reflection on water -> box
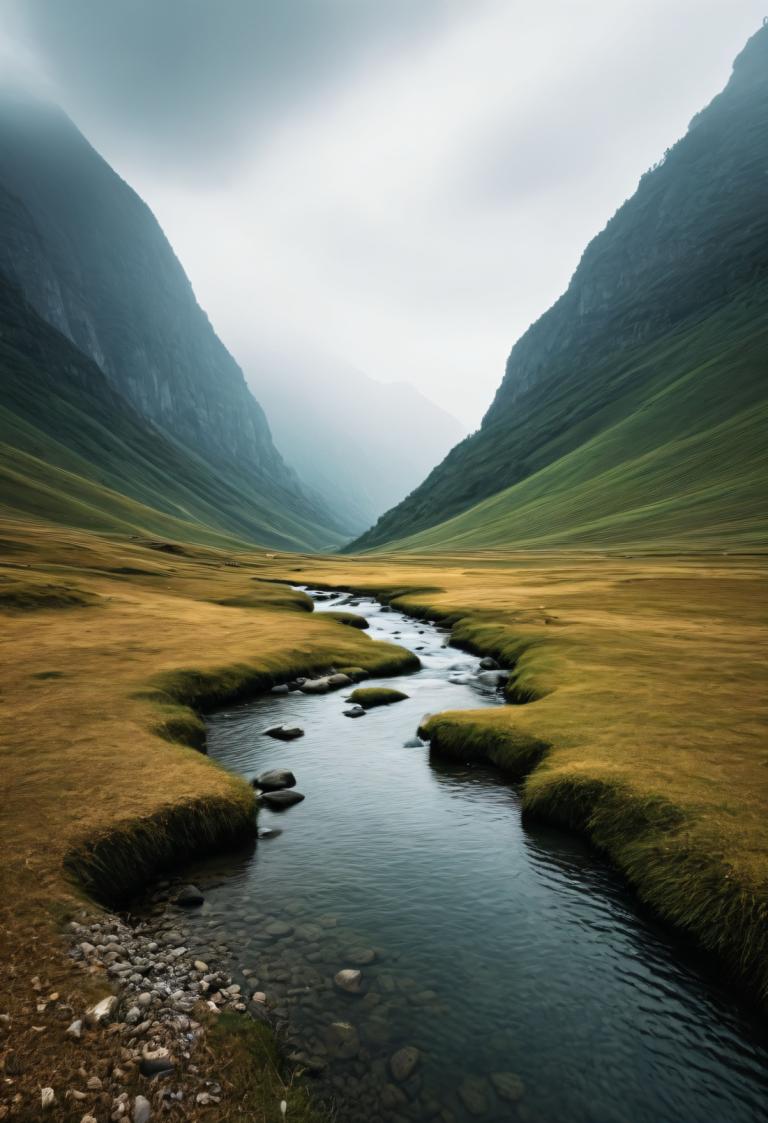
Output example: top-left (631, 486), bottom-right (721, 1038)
top-left (148, 591), bottom-right (768, 1123)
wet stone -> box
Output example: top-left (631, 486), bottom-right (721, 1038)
top-left (390, 1046), bottom-right (420, 1082)
top-left (458, 1076), bottom-right (491, 1116)
top-left (489, 1071), bottom-right (525, 1102)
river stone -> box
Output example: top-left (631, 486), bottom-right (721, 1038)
top-left (300, 677), bottom-right (332, 694)
top-left (174, 884), bottom-right (204, 907)
top-left (389, 1046), bottom-right (420, 1082)
top-left (263, 724), bottom-right (304, 740)
top-left (85, 994), bottom-right (118, 1025)
top-left (270, 684), bottom-right (290, 695)
top-left (403, 736), bottom-right (423, 748)
top-left (265, 921), bottom-right (294, 938)
top-left (479, 656), bottom-right (499, 670)
top-left (347, 947), bottom-right (377, 966)
top-left (334, 968), bottom-right (364, 994)
top-left (260, 789), bottom-right (305, 809)
top-left (254, 769), bottom-right (296, 791)
top-left (133, 1095), bottom-right (152, 1123)
top-left (327, 673), bottom-right (353, 687)
top-left (343, 705), bottom-right (366, 718)
top-left (489, 1072), bottom-right (525, 1102)
top-left (257, 827), bottom-right (281, 839)
top-left (458, 1076), bottom-right (490, 1116)
top-left (324, 1021), bottom-right (360, 1059)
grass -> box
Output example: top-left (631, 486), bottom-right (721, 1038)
top-left (324, 608), bottom-right (369, 629)
top-left (348, 686), bottom-right (409, 708)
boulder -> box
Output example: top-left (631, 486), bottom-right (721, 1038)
top-left (333, 968), bottom-right (363, 994)
top-left (174, 884), bottom-right (204, 907)
top-left (299, 677), bottom-right (331, 694)
top-left (327, 673), bottom-right (353, 686)
top-left (263, 725), bottom-right (304, 740)
top-left (389, 1045), bottom-right (420, 1082)
top-left (260, 790), bottom-right (305, 809)
top-left (253, 769), bottom-right (296, 791)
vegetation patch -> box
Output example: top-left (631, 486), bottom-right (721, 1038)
top-left (0, 579), bottom-right (94, 611)
top-left (348, 686), bottom-right (409, 708)
top-left (420, 710), bottom-right (550, 779)
top-left (325, 609), bottom-right (369, 629)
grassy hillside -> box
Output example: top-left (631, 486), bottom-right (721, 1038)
top-left (351, 24), bottom-right (768, 553)
top-left (0, 271), bottom-right (342, 550)
top-left (360, 288), bottom-right (768, 552)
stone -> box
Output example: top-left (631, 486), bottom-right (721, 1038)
top-left (133, 1095), bottom-right (152, 1123)
top-left (265, 921), bottom-right (294, 938)
top-left (458, 1076), bottom-right (490, 1116)
top-left (479, 656), bottom-right (499, 670)
top-left (138, 1056), bottom-right (175, 1078)
top-left (327, 673), bottom-right (353, 686)
top-left (257, 827), bottom-right (281, 838)
top-left (347, 947), bottom-right (377, 966)
top-left (254, 769), bottom-right (296, 792)
top-left (270, 684), bottom-right (290, 695)
top-left (41, 1087), bottom-right (55, 1110)
top-left (389, 1046), bottom-right (420, 1083)
top-left (324, 1021), bottom-right (359, 1060)
top-left (66, 1019), bottom-right (83, 1038)
top-left (174, 884), bottom-right (204, 907)
top-left (86, 1076), bottom-right (102, 1091)
top-left (403, 736), bottom-right (423, 747)
top-left (260, 790), bottom-right (305, 809)
top-left (263, 725), bottom-right (304, 740)
top-left (489, 1072), bottom-right (525, 1102)
top-left (80, 1116), bottom-right (98, 1123)
top-left (193, 960), bottom-right (209, 973)
top-left (333, 969), bottom-right (363, 994)
top-left (85, 995), bottom-right (118, 1026)
top-left (299, 678), bottom-right (331, 694)
top-left (343, 705), bottom-right (366, 718)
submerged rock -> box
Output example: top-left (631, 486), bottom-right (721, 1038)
top-left (333, 968), bottom-right (364, 994)
top-left (490, 1072), bottom-right (525, 1102)
top-left (174, 884), bottom-right (204, 907)
top-left (324, 1020), bottom-right (360, 1059)
top-left (343, 705), bottom-right (366, 718)
top-left (458, 1076), bottom-right (491, 1115)
top-left (389, 1045), bottom-right (420, 1082)
top-left (263, 724), bottom-right (304, 740)
top-left (260, 789), bottom-right (305, 809)
top-left (254, 768), bottom-right (296, 791)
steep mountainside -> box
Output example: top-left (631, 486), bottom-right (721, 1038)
top-left (0, 87), bottom-right (344, 549)
top-left (351, 24), bottom-right (768, 552)
top-left (243, 345), bottom-right (464, 535)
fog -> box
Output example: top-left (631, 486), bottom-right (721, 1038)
top-left (1, 0), bottom-right (764, 426)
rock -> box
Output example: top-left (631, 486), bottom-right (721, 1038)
top-left (489, 1072), bottom-right (525, 1102)
top-left (174, 884), bottom-right (204, 907)
top-left (458, 1076), bottom-right (490, 1116)
top-left (263, 724), bottom-right (304, 740)
top-left (327, 673), bottom-right (353, 686)
top-left (139, 1056), bottom-right (175, 1078)
top-left (265, 921), bottom-right (294, 938)
top-left (86, 1076), bottom-right (102, 1091)
top-left (253, 769), bottom-right (296, 792)
top-left (299, 678), bottom-right (331, 694)
top-left (389, 1046), bottom-right (420, 1082)
top-left (80, 1116), bottom-right (98, 1123)
top-left (133, 1095), bottom-right (152, 1123)
top-left (260, 790), bottom-right (305, 809)
top-left (403, 736), bottom-right (423, 747)
top-left (250, 991), bottom-right (267, 1004)
top-left (324, 1021), bottom-right (360, 1060)
top-left (40, 1087), bottom-right (55, 1110)
top-left (193, 960), bottom-right (209, 973)
top-left (347, 947), bottom-right (377, 966)
top-left (85, 995), bottom-right (118, 1025)
top-left (65, 1018), bottom-right (82, 1038)
top-left (343, 705), bottom-right (366, 718)
top-left (257, 827), bottom-right (281, 839)
top-left (333, 969), bottom-right (363, 994)
top-left (270, 684), bottom-right (290, 695)
top-left (479, 656), bottom-right (499, 670)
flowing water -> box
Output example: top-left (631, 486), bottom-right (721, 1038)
top-left (160, 589), bottom-right (768, 1123)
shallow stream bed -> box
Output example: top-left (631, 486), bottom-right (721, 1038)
top-left (155, 589), bottom-right (768, 1122)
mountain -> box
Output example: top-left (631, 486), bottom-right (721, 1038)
top-left (350, 24), bottom-right (768, 553)
top-left (242, 344), bottom-right (464, 535)
top-left (0, 86), bottom-right (344, 550)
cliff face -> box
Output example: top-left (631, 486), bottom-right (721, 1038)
top-left (0, 87), bottom-right (344, 546)
top-left (351, 24), bottom-right (768, 551)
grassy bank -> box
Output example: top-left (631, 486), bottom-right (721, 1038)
top-left (269, 549), bottom-right (768, 1005)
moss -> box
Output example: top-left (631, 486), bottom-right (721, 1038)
top-left (336, 666), bottom-right (370, 681)
top-left (419, 711), bottom-right (550, 779)
top-left (348, 686), bottom-right (409, 708)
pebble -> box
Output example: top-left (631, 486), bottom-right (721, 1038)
top-left (133, 1095), bottom-right (152, 1123)
top-left (40, 1087), bottom-right (55, 1110)
top-left (66, 1018), bottom-right (83, 1038)
top-left (390, 1046), bottom-right (420, 1083)
top-left (334, 969), bottom-right (364, 994)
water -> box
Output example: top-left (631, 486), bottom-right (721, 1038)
top-left (169, 589), bottom-right (768, 1122)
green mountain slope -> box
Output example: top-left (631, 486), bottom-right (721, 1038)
top-left (351, 24), bottom-right (768, 554)
top-left (0, 88), bottom-right (344, 549)
top-left (0, 268), bottom-right (339, 550)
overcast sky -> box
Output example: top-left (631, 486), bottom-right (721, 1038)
top-left (2, 1), bottom-right (765, 427)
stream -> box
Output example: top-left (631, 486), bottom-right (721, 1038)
top-left (152, 588), bottom-right (768, 1122)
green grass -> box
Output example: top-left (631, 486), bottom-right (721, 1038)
top-left (348, 686), bottom-right (410, 708)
